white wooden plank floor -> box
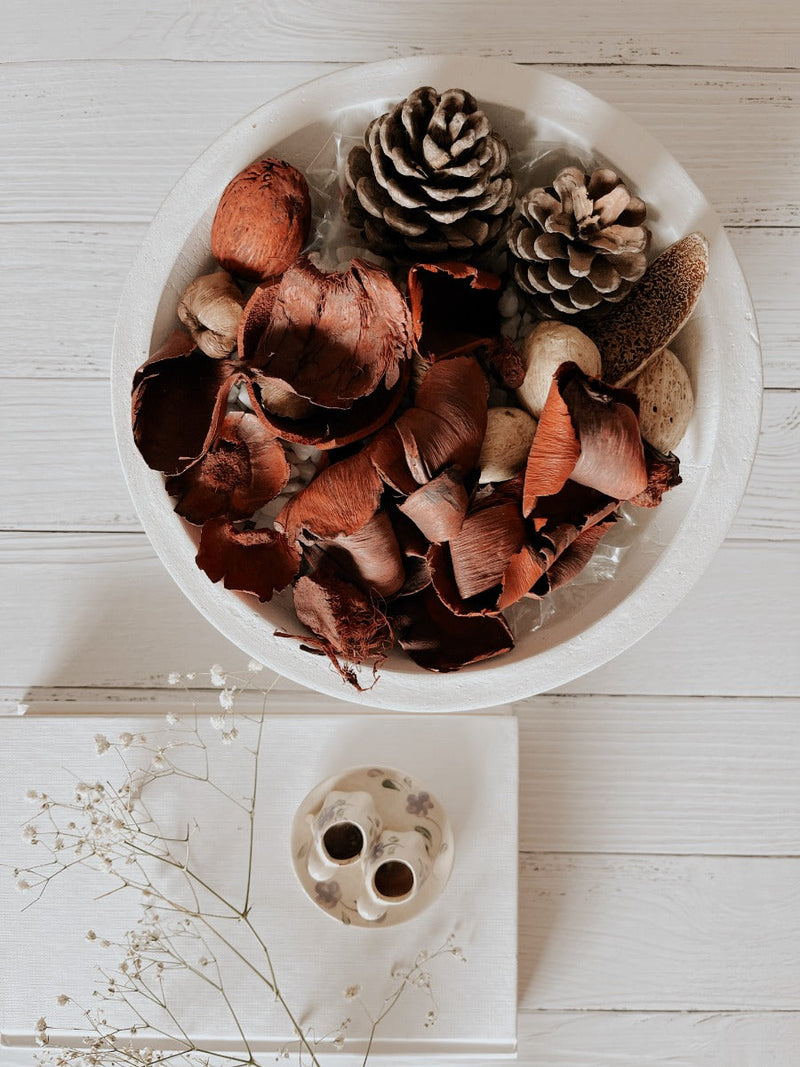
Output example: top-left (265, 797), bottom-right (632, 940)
top-left (1, 1), bottom-right (798, 1063)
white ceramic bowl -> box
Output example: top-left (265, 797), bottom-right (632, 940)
top-left (111, 55), bottom-right (762, 712)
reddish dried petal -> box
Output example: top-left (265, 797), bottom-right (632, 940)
top-left (523, 362), bottom-right (647, 514)
top-left (528, 480), bottom-right (619, 568)
top-left (292, 570), bottom-right (394, 666)
top-left (408, 261), bottom-right (502, 360)
top-left (165, 411), bottom-right (289, 525)
top-left (131, 330), bottom-right (237, 475)
top-left (240, 257), bottom-right (413, 408)
top-left (276, 448), bottom-right (384, 545)
top-left (368, 427), bottom-right (418, 495)
top-left (478, 335), bottom-right (527, 390)
top-left (391, 586), bottom-right (514, 672)
top-left (395, 355), bottom-right (488, 483)
top-left (398, 468), bottom-right (469, 543)
top-left (448, 501), bottom-right (526, 601)
top-left (196, 519), bottom-right (300, 602)
top-left (630, 441), bottom-right (682, 507)
top-left (497, 545), bottom-right (547, 609)
top-left (563, 371), bottom-right (648, 500)
top-left (320, 510), bottom-right (406, 599)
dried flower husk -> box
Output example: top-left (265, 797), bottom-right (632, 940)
top-left (313, 510), bottom-right (406, 600)
top-left (292, 569), bottom-right (395, 672)
top-left (195, 519), bottom-right (300, 602)
top-left (211, 157), bottom-right (312, 281)
top-left (398, 467), bottom-right (469, 543)
top-left (408, 261), bottom-right (502, 362)
top-left (237, 257), bottom-right (414, 448)
top-left (165, 411), bottom-right (290, 525)
top-left (390, 586), bottom-right (514, 672)
top-left (131, 330), bottom-right (237, 475)
top-left (523, 362), bottom-right (647, 515)
top-left (393, 355), bottom-right (489, 483)
top-left (532, 514), bottom-right (617, 596)
top-left (276, 448), bottom-right (384, 546)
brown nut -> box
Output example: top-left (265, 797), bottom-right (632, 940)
top-left (176, 271), bottom-right (246, 359)
top-left (516, 321), bottom-right (601, 418)
top-left (211, 157), bottom-right (312, 281)
top-left (628, 347), bottom-right (694, 453)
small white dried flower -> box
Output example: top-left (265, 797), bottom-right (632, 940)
top-left (219, 688), bottom-right (235, 711)
top-left (167, 672), bottom-right (181, 686)
top-left (186, 671), bottom-right (197, 681)
top-left (343, 984), bottom-right (360, 1000)
top-left (210, 714), bottom-right (226, 731)
top-left (247, 658), bottom-right (264, 673)
top-left (332, 1035), bottom-right (345, 1050)
top-left (22, 825), bottom-right (37, 842)
top-left (209, 664), bottom-right (227, 687)
top-left (165, 712), bottom-right (179, 725)
top-left (86, 930), bottom-right (97, 941)
top-left (119, 732), bottom-right (133, 748)
top-left (16, 878), bottom-right (32, 892)
top-left (94, 734), bottom-right (111, 755)
top-left (25, 789), bottom-right (40, 803)
top-left (57, 995), bottom-right (69, 1006)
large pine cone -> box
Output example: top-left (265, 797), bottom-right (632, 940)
top-left (344, 86), bottom-right (516, 259)
top-left (508, 166), bottom-right (651, 317)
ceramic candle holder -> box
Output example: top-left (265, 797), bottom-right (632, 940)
top-left (306, 789), bottom-right (381, 882)
top-left (356, 829), bottom-right (433, 921)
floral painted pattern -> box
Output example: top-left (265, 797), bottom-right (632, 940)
top-left (313, 880), bottom-right (342, 909)
top-left (406, 791), bottom-right (433, 816)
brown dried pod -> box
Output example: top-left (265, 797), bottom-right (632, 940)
top-left (408, 261), bottom-right (502, 361)
top-left (211, 157), bottom-right (312, 281)
top-left (586, 233), bottom-right (709, 385)
top-left (292, 569), bottom-right (395, 669)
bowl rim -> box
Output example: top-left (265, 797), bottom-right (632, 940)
top-left (111, 54), bottom-right (763, 711)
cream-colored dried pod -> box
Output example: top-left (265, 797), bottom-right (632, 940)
top-left (257, 378), bottom-right (314, 420)
top-left (516, 321), bottom-right (602, 418)
top-left (628, 348), bottom-right (694, 453)
top-left (177, 270), bottom-right (246, 359)
top-left (479, 407), bottom-right (538, 484)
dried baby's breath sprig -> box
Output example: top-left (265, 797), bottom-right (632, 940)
top-left (14, 664), bottom-right (461, 1067)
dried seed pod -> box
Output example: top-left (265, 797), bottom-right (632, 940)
top-left (586, 232), bottom-right (709, 385)
top-left (211, 157), bottom-right (312, 281)
top-left (628, 348), bottom-right (694, 452)
top-left (516, 321), bottom-right (601, 419)
top-left (177, 271), bottom-right (247, 359)
top-left (478, 407), bottom-right (537, 484)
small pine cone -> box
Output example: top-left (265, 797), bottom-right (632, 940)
top-left (343, 86), bottom-right (516, 259)
top-left (508, 165), bottom-right (651, 317)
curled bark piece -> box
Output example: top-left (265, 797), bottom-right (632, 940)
top-left (630, 441), bottom-right (682, 508)
top-left (165, 411), bottom-right (290, 525)
top-left (292, 570), bottom-right (394, 670)
top-left (528, 480), bottom-right (619, 567)
top-left (239, 257), bottom-right (413, 408)
top-left (196, 519), bottom-right (300, 602)
top-left (586, 232), bottom-right (709, 386)
top-left (276, 448), bottom-right (384, 546)
top-left (391, 586), bottom-right (514, 672)
top-left (395, 355), bottom-right (489, 482)
top-left (408, 260), bottom-right (502, 361)
top-left (533, 515), bottom-right (617, 596)
top-left (131, 330), bottom-right (237, 475)
top-left (523, 362), bottom-right (647, 514)
top-left (398, 467), bottom-right (469, 543)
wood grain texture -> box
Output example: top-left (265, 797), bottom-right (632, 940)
top-left (4, 690), bottom-right (800, 856)
top-left (0, 380), bottom-right (792, 537)
top-left (2, 63), bottom-right (799, 227)
top-left (1, 533), bottom-right (797, 697)
top-left (1, 224), bottom-right (796, 388)
top-left (2, 0), bottom-right (799, 68)
top-left (518, 853), bottom-right (800, 1010)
